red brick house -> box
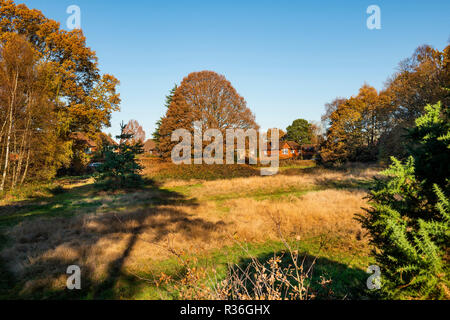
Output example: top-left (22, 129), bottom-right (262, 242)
top-left (266, 141), bottom-right (318, 160)
top-left (266, 140), bottom-right (300, 159)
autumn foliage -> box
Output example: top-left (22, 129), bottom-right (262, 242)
top-left (158, 71), bottom-right (258, 159)
top-left (321, 44), bottom-right (450, 164)
top-left (0, 0), bottom-right (120, 190)
top-left (321, 85), bottom-right (391, 163)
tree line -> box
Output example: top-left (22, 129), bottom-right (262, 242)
top-left (152, 71), bottom-right (323, 159)
top-left (152, 43), bottom-right (449, 164)
top-left (321, 44), bottom-right (450, 164)
top-left (0, 0), bottom-right (120, 191)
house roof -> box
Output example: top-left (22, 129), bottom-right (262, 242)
top-left (268, 140), bottom-right (300, 150)
top-left (99, 132), bottom-right (118, 146)
top-left (285, 141), bottom-right (301, 149)
top-left (143, 139), bottom-right (157, 152)
top-left (70, 132), bottom-right (118, 148)
top-left (69, 132), bottom-right (97, 147)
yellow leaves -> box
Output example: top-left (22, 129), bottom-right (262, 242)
top-left (1, 0), bottom-right (120, 139)
top-left (323, 84), bottom-right (388, 162)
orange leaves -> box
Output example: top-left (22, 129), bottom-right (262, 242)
top-left (177, 71), bottom-right (258, 132)
top-left (158, 71), bottom-right (259, 159)
top-left (0, 1), bottom-right (120, 187)
top-left (0, 0), bottom-right (120, 135)
top-left (322, 84), bottom-right (388, 163)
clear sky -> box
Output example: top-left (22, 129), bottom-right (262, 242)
top-left (18, 0), bottom-right (450, 138)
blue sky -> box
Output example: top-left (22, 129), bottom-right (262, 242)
top-left (18, 0), bottom-right (450, 138)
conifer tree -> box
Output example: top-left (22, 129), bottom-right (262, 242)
top-left (158, 87), bottom-right (194, 159)
top-left (407, 102), bottom-right (450, 195)
top-left (152, 85), bottom-right (177, 149)
top-left (95, 122), bottom-right (144, 189)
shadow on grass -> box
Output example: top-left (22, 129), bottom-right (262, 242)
top-left (0, 182), bottom-right (98, 227)
top-left (0, 177), bottom-right (200, 228)
top-left (233, 250), bottom-right (371, 300)
top-left (0, 177), bottom-right (224, 300)
top-left (314, 178), bottom-right (374, 190)
top-left (0, 234), bottom-right (17, 299)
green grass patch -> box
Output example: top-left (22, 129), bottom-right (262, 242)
top-left (0, 183), bottom-right (101, 227)
top-left (204, 186), bottom-right (324, 203)
top-left (0, 178), bottom-right (192, 228)
top-left (90, 236), bottom-right (374, 300)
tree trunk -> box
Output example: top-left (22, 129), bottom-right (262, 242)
top-left (0, 70), bottom-right (18, 192)
top-left (20, 148), bottom-right (31, 186)
top-left (0, 116), bottom-right (7, 145)
top-left (12, 94), bottom-right (33, 189)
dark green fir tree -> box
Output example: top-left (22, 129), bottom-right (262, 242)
top-left (95, 121), bottom-right (144, 189)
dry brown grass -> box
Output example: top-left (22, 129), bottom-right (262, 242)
top-left (2, 193), bottom-right (368, 294)
top-left (163, 164), bottom-right (379, 200)
top-left (220, 189), bottom-right (367, 241)
top-left (0, 163), bottom-right (379, 295)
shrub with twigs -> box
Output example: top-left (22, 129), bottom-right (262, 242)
top-left (153, 234), bottom-right (332, 300)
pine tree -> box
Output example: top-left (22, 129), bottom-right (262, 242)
top-left (95, 122), bottom-right (144, 189)
top-left (358, 102), bottom-right (450, 299)
top-left (152, 85), bottom-right (177, 150)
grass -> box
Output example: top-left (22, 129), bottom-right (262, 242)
top-left (11, 237), bottom-right (370, 300)
top-left (0, 186), bottom-right (99, 227)
top-left (91, 237), bottom-right (373, 300)
top-left (0, 161), bottom-right (381, 300)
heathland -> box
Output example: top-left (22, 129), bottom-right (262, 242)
top-left (0, 159), bottom-right (381, 299)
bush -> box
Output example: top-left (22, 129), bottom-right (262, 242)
top-left (358, 103), bottom-right (449, 299)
